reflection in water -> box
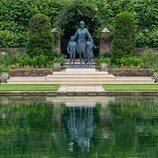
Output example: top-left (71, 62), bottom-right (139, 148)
top-left (0, 96), bottom-right (158, 158)
top-left (66, 106), bottom-right (95, 152)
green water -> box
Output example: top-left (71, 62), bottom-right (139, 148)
top-left (0, 96), bottom-right (158, 158)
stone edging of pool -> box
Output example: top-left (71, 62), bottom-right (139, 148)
top-left (0, 91), bottom-right (158, 96)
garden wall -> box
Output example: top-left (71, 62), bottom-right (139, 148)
top-left (0, 48), bottom-right (25, 53)
top-left (9, 69), bottom-right (53, 77)
top-left (108, 68), bottom-right (154, 77)
top-left (9, 68), bottom-right (153, 77)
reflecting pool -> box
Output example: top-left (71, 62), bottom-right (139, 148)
top-left (0, 96), bottom-right (158, 158)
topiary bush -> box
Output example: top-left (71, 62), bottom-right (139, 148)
top-left (26, 13), bottom-right (52, 57)
top-left (112, 11), bottom-right (136, 64)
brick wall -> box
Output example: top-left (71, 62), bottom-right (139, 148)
top-left (9, 69), bottom-right (53, 77)
top-left (8, 68), bottom-right (153, 77)
top-left (108, 68), bottom-right (154, 77)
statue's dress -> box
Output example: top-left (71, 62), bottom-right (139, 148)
top-left (74, 28), bottom-right (91, 54)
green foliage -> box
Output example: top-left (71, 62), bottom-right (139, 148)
top-left (55, 0), bottom-right (101, 38)
top-left (117, 49), bottom-right (158, 71)
top-left (0, 65), bottom-right (9, 72)
top-left (136, 29), bottom-right (158, 48)
top-left (96, 57), bottom-right (111, 66)
top-left (96, 52), bottom-right (111, 65)
top-left (0, 49), bottom-right (65, 69)
top-left (53, 55), bottom-right (65, 65)
top-left (26, 13), bottom-right (52, 57)
top-left (0, 0), bottom-right (65, 47)
top-left (0, 0), bottom-right (158, 48)
top-left (112, 11), bottom-right (136, 64)
top-left (0, 30), bottom-right (18, 47)
top-left (96, 49), bottom-right (158, 71)
top-left (120, 56), bottom-right (144, 68)
top-left (141, 49), bottom-right (158, 71)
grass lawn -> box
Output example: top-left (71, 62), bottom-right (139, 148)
top-left (0, 84), bottom-right (60, 91)
top-left (103, 84), bottom-right (158, 91)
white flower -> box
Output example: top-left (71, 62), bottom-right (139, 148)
top-left (1, 52), bottom-right (6, 55)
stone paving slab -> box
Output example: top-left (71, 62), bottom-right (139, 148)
top-left (58, 85), bottom-right (105, 92)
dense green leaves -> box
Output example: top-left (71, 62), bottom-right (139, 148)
top-left (0, 0), bottom-right (158, 48)
top-left (26, 13), bottom-right (52, 57)
top-left (55, 0), bottom-right (101, 38)
top-left (112, 11), bottom-right (136, 64)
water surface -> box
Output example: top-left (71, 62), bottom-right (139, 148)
top-left (0, 96), bottom-right (158, 158)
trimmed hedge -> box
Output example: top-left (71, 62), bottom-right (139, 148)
top-left (26, 13), bottom-right (52, 57)
top-left (112, 11), bottom-right (136, 64)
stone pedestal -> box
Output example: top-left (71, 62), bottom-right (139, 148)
top-left (100, 27), bottom-right (111, 54)
top-left (53, 63), bottom-right (61, 71)
top-left (154, 72), bottom-right (158, 82)
top-left (66, 102), bottom-right (95, 107)
top-left (66, 68), bottom-right (96, 73)
top-left (51, 28), bottom-right (61, 53)
top-left (1, 72), bottom-right (9, 83)
top-left (100, 63), bottom-right (108, 72)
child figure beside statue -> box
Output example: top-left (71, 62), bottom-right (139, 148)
top-left (67, 36), bottom-right (79, 66)
top-left (86, 36), bottom-right (97, 67)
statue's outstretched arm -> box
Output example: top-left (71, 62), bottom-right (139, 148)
top-left (86, 29), bottom-right (91, 40)
top-left (67, 42), bottom-right (70, 54)
top-left (74, 30), bottom-right (78, 40)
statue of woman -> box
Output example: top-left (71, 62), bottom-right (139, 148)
top-left (74, 21), bottom-right (91, 67)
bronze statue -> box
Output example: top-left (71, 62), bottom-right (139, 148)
top-left (74, 21), bottom-right (91, 67)
top-left (67, 36), bottom-right (79, 66)
top-left (86, 36), bottom-right (96, 67)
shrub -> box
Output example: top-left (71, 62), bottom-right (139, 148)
top-left (0, 30), bottom-right (18, 47)
top-left (26, 13), bottom-right (52, 57)
top-left (141, 49), bottom-right (158, 71)
top-left (112, 11), bottom-right (136, 64)
top-left (0, 50), bottom-right (23, 67)
top-left (120, 56), bottom-right (144, 68)
top-left (0, 65), bottom-right (9, 73)
top-left (96, 57), bottom-right (111, 66)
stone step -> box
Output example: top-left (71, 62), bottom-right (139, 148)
top-left (7, 77), bottom-right (155, 85)
top-left (7, 81), bottom-right (155, 85)
top-left (53, 71), bottom-right (109, 75)
top-left (62, 66), bottom-right (100, 69)
top-left (8, 76), bottom-right (154, 81)
top-left (64, 61), bottom-right (97, 64)
top-left (47, 76), bottom-right (115, 78)
top-left (64, 59), bottom-right (96, 62)
top-left (63, 63), bottom-right (97, 66)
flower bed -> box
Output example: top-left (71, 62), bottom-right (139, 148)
top-left (108, 68), bottom-right (154, 77)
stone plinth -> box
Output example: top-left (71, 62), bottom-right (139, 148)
top-left (66, 68), bottom-right (96, 73)
top-left (51, 28), bottom-right (61, 53)
top-left (66, 102), bottom-right (95, 107)
top-left (100, 27), bottom-right (111, 54)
